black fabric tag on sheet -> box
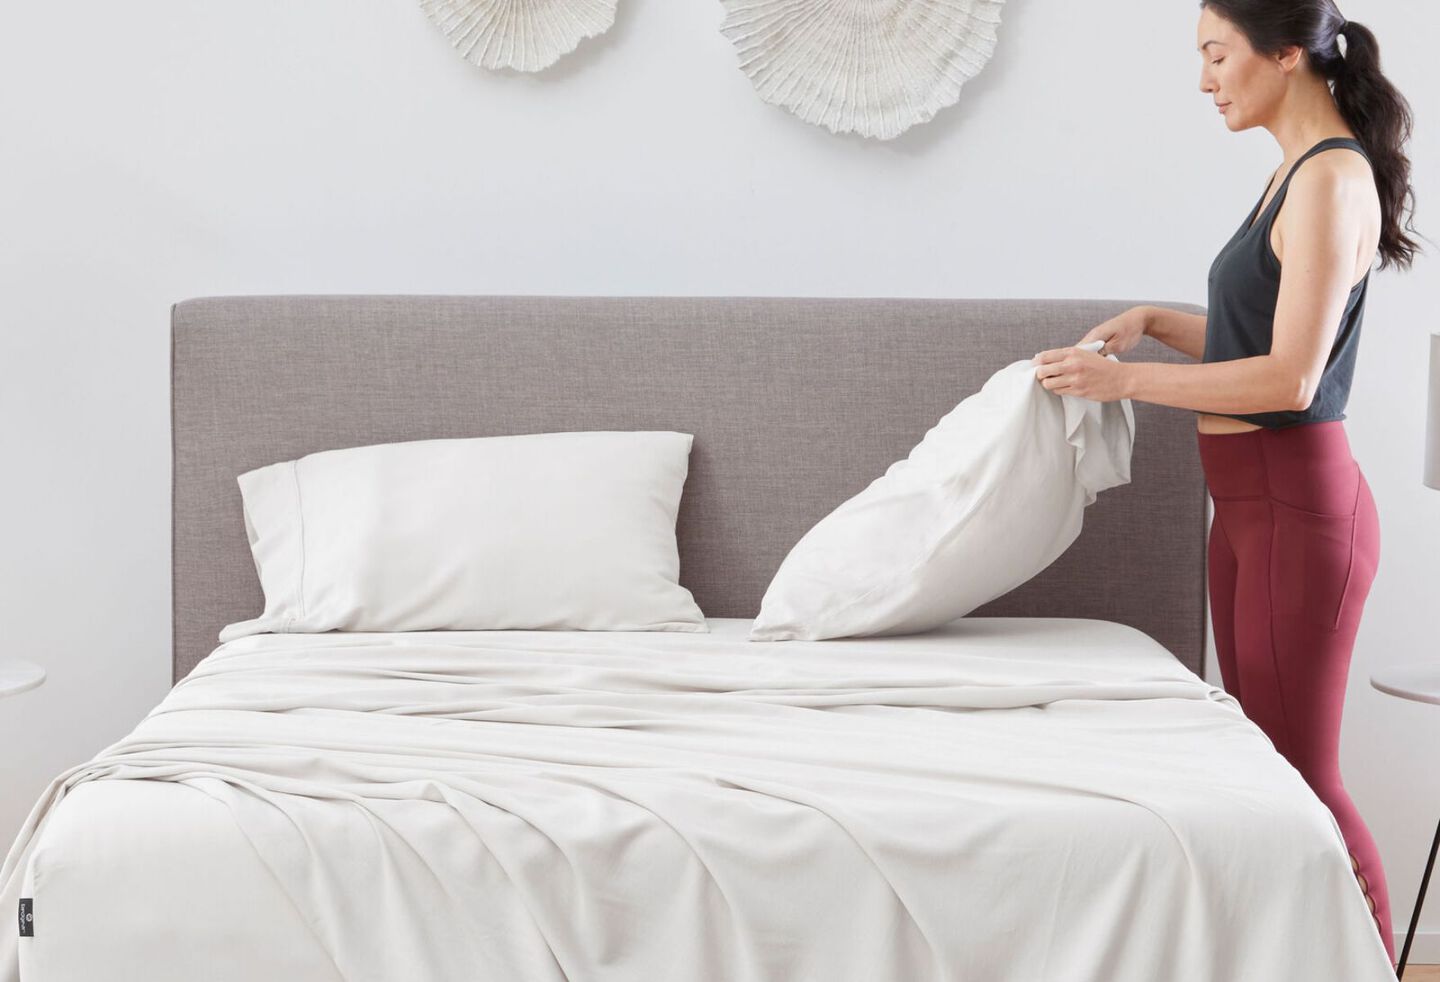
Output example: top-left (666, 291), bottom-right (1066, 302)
top-left (17, 899), bottom-right (32, 938)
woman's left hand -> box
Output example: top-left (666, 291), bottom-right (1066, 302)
top-left (1032, 347), bottom-right (1131, 402)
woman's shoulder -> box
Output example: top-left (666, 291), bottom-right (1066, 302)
top-left (1275, 139), bottom-right (1381, 265)
top-left (1285, 140), bottom-right (1379, 220)
top-left (1293, 135), bottom-right (1374, 184)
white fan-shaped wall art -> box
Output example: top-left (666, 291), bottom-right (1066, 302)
top-left (420, 0), bottom-right (619, 73)
top-left (717, 0), bottom-right (1006, 139)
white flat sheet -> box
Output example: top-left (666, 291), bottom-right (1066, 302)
top-left (0, 618), bottom-right (1395, 981)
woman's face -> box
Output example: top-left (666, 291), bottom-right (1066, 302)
top-left (1196, 8), bottom-right (1294, 131)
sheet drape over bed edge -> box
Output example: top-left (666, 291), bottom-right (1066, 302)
top-left (1, 619), bottom-right (1396, 981)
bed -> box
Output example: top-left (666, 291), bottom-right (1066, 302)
top-left (0, 295), bottom-right (1397, 980)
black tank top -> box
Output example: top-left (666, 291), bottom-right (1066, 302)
top-left (1201, 136), bottom-right (1373, 429)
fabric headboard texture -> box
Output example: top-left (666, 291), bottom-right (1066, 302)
top-left (171, 296), bottom-right (1209, 682)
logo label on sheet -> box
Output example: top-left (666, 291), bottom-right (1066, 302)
top-left (17, 899), bottom-right (32, 938)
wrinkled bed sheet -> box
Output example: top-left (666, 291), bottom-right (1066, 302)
top-left (0, 618), bottom-right (1395, 981)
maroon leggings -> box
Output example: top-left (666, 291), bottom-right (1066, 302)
top-left (1197, 420), bottom-right (1392, 963)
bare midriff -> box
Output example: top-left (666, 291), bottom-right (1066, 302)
top-left (1196, 413), bottom-right (1264, 434)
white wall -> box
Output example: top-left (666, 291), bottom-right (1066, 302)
top-left (3, 0), bottom-right (1438, 959)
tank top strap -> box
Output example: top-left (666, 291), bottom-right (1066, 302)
top-left (1276, 137), bottom-right (1371, 196)
top-left (1249, 137), bottom-right (1369, 232)
top-left (1300, 135), bottom-right (1369, 165)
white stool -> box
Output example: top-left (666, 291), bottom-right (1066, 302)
top-left (1371, 663), bottom-right (1440, 978)
top-left (0, 658), bottom-right (44, 701)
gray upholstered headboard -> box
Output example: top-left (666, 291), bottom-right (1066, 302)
top-left (172, 295), bottom-right (1209, 683)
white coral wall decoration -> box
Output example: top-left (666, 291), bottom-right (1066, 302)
top-left (420, 0), bottom-right (619, 72)
top-left (717, 0), bottom-right (1006, 139)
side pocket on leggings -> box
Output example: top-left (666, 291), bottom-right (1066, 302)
top-left (1270, 498), bottom-right (1357, 632)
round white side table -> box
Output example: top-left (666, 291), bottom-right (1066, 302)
top-left (0, 659), bottom-right (44, 700)
top-left (1371, 663), bottom-right (1440, 979)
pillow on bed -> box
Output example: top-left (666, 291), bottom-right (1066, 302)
top-left (219, 431), bottom-right (707, 641)
top-left (749, 343), bottom-right (1134, 641)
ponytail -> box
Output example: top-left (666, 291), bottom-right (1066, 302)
top-left (1329, 19), bottom-right (1423, 271)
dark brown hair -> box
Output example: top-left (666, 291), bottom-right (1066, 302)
top-left (1202, 1), bottom-right (1427, 271)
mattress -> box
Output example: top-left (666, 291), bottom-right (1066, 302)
top-left (1, 617), bottom-right (1395, 981)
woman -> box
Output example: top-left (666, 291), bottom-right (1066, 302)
top-left (1031, 1), bottom-right (1424, 967)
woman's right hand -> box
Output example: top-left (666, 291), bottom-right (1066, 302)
top-left (1076, 306), bottom-right (1149, 356)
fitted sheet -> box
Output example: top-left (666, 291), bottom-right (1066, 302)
top-left (1, 617), bottom-right (1395, 981)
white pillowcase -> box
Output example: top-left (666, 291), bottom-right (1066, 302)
top-left (219, 431), bottom-right (707, 641)
top-left (749, 345), bottom-right (1135, 642)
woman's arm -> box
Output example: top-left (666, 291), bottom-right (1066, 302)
top-left (1123, 356), bottom-right (1307, 415)
top-left (1138, 305), bottom-right (1207, 361)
